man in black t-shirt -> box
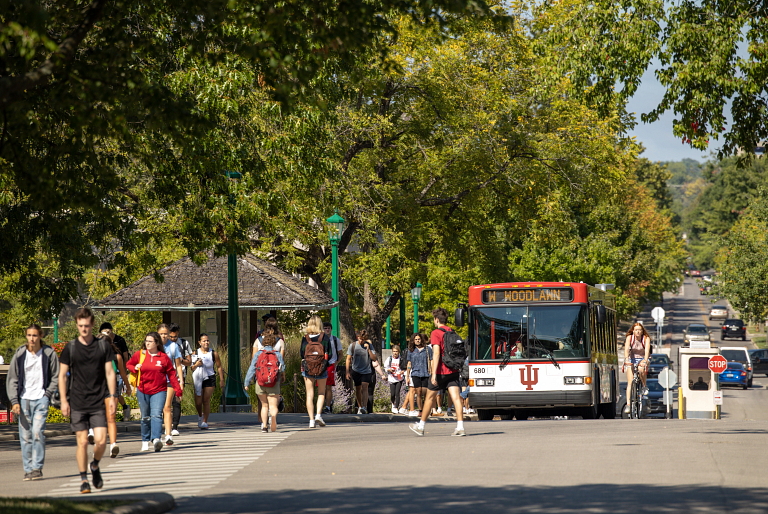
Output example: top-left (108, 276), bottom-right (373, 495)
top-left (59, 308), bottom-right (117, 494)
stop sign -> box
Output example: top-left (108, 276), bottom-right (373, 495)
top-left (708, 355), bottom-right (727, 373)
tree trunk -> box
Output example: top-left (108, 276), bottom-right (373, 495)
top-left (364, 293), bottom-right (401, 356)
top-left (338, 282), bottom-right (356, 345)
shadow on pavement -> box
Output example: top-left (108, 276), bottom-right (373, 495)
top-left (175, 484), bottom-right (768, 513)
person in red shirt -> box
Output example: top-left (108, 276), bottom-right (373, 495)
top-left (410, 307), bottom-right (466, 437)
top-left (126, 332), bottom-right (182, 452)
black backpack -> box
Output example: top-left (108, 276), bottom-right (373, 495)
top-left (439, 327), bottom-right (467, 372)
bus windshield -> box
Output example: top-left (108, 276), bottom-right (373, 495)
top-left (474, 305), bottom-right (588, 360)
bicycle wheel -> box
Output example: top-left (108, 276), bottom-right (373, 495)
top-left (629, 381), bottom-right (640, 419)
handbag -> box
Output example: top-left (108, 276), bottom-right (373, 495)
top-left (128, 350), bottom-right (146, 393)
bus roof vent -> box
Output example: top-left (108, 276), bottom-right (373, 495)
top-left (595, 283), bottom-right (615, 291)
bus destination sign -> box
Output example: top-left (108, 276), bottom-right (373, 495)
top-left (482, 287), bottom-right (573, 304)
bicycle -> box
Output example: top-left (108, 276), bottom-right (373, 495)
top-left (627, 362), bottom-right (644, 419)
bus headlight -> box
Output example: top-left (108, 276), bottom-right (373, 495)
top-left (564, 377), bottom-right (584, 385)
top-left (475, 378), bottom-right (495, 386)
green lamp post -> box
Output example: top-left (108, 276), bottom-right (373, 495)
top-left (326, 211), bottom-right (345, 338)
top-left (223, 171), bottom-right (249, 409)
top-left (411, 282), bottom-right (422, 334)
top-left (384, 292), bottom-right (392, 349)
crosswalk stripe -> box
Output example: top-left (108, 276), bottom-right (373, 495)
top-left (42, 428), bottom-right (293, 498)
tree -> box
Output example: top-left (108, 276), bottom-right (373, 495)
top-left (532, 0), bottom-right (768, 160)
top-left (0, 0), bottom-right (501, 318)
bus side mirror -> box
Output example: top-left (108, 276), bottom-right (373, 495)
top-left (596, 305), bottom-right (607, 324)
top-left (455, 307), bottom-right (466, 327)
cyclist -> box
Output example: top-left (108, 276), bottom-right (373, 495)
top-left (624, 322), bottom-right (651, 403)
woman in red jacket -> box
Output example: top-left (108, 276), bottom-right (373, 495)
top-left (126, 332), bottom-right (182, 452)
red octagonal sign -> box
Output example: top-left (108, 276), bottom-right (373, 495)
top-left (708, 355), bottom-right (727, 373)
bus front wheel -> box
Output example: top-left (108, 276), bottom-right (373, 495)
top-left (477, 409), bottom-right (494, 421)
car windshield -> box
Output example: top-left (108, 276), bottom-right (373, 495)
top-left (726, 363), bottom-right (743, 370)
top-left (649, 355), bottom-right (669, 365)
top-left (687, 326), bottom-right (708, 335)
top-left (646, 381), bottom-right (663, 392)
top-left (725, 320), bottom-right (743, 326)
top-left (711, 306), bottom-right (726, 310)
top-left (473, 305), bottom-right (588, 360)
top-left (721, 350), bottom-right (747, 363)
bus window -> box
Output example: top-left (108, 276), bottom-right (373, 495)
top-left (474, 307), bottom-right (527, 360)
top-left (528, 306), bottom-right (587, 358)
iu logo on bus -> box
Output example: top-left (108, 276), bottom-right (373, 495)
top-left (520, 364), bottom-right (539, 390)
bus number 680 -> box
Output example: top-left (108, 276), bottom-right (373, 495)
top-left (473, 368), bottom-right (485, 374)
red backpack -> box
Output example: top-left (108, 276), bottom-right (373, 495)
top-left (256, 350), bottom-right (280, 387)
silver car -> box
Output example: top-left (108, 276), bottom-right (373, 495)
top-left (709, 305), bottom-right (728, 320)
top-left (684, 323), bottom-right (711, 347)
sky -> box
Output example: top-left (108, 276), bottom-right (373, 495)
top-left (625, 64), bottom-right (714, 165)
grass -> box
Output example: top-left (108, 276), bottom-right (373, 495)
top-left (752, 336), bottom-right (766, 348)
top-left (0, 497), bottom-right (130, 514)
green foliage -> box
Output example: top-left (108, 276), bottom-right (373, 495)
top-left (533, 0), bottom-right (768, 160)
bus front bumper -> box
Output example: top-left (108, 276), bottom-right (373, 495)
top-left (469, 390), bottom-right (592, 408)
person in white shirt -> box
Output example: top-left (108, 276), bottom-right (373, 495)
top-left (384, 345), bottom-right (405, 414)
top-left (6, 323), bottom-right (60, 481)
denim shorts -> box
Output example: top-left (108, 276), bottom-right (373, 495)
top-left (302, 370), bottom-right (328, 380)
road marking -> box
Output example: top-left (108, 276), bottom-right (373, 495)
top-left (42, 427), bottom-right (293, 498)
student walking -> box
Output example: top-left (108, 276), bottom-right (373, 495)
top-left (169, 323), bottom-right (193, 436)
top-left (244, 333), bottom-right (285, 432)
top-left (300, 315), bottom-right (331, 428)
top-left (406, 333), bottom-right (432, 416)
top-left (98, 331), bottom-right (132, 458)
top-left (157, 323), bottom-right (183, 445)
top-left (99, 323), bottom-right (132, 421)
top-left (190, 334), bottom-right (223, 429)
top-left (6, 324), bottom-right (60, 481)
top-left (126, 332), bottom-right (183, 452)
top-left (384, 345), bottom-right (405, 414)
top-left (58, 308), bottom-right (118, 493)
top-left (345, 329), bottom-right (377, 414)
top-left (321, 322), bottom-right (343, 414)
top-left (252, 317), bottom-right (285, 361)
top-left (410, 308), bottom-right (466, 437)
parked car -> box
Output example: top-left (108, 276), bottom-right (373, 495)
top-left (699, 283), bottom-right (712, 295)
top-left (683, 324), bottom-right (711, 347)
top-left (720, 347), bottom-right (753, 387)
top-left (691, 270), bottom-right (701, 277)
top-left (719, 362), bottom-right (748, 389)
top-left (709, 305), bottom-right (728, 320)
top-left (647, 353), bottom-right (672, 379)
top-left (748, 349), bottom-right (768, 376)
top-left (721, 319), bottom-right (746, 340)
top-left (642, 379), bottom-right (670, 415)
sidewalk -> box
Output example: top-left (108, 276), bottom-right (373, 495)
top-left (0, 411), bottom-right (471, 441)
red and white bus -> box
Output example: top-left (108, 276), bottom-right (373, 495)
top-left (456, 282), bottom-right (619, 420)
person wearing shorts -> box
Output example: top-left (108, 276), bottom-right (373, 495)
top-left (410, 307), bottom-right (465, 437)
top-left (244, 333), bottom-right (285, 432)
top-left (406, 333), bottom-right (432, 415)
top-left (301, 316), bottom-right (331, 428)
top-left (58, 308), bottom-right (117, 494)
top-left (190, 334), bottom-right (223, 429)
top-left (346, 330), bottom-right (377, 414)
top-left (321, 322), bottom-right (342, 414)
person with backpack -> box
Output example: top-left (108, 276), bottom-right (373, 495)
top-left (252, 317), bottom-right (285, 361)
top-left (126, 332), bottom-right (183, 452)
top-left (244, 333), bottom-right (285, 432)
top-left (384, 345), bottom-right (405, 414)
top-left (301, 315), bottom-right (331, 428)
top-left (410, 307), bottom-right (466, 437)
top-left (6, 323), bottom-right (59, 481)
top-left (345, 329), bottom-right (377, 415)
top-left (96, 330), bottom-right (132, 458)
top-left (168, 323), bottom-right (193, 436)
top-left (321, 321), bottom-right (343, 415)
top-left (58, 308), bottom-right (118, 493)
top-left (190, 334), bottom-right (224, 429)
top-left (99, 322), bottom-right (132, 422)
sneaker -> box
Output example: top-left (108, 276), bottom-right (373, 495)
top-left (88, 429), bottom-right (94, 445)
top-left (323, 406), bottom-right (332, 414)
top-left (201, 422), bottom-right (208, 429)
top-left (399, 408), bottom-right (408, 415)
top-left (171, 429), bottom-right (180, 436)
top-left (153, 438), bottom-right (163, 452)
top-left (360, 407), bottom-right (367, 415)
top-left (164, 435), bottom-right (173, 446)
top-left (262, 426), bottom-right (269, 433)
top-left (408, 410), bottom-right (419, 417)
top-left (80, 481), bottom-right (91, 494)
top-left (268, 415), bottom-right (272, 426)
top-left (642, 386), bottom-right (649, 396)
top-left (315, 415), bottom-right (326, 427)
top-left (437, 407), bottom-right (443, 414)
top-left (23, 472), bottom-right (32, 481)
top-left (309, 419), bottom-right (316, 428)
top-left (409, 423), bottom-right (424, 436)
top-left (141, 441), bottom-right (150, 452)
top-left (446, 408), bottom-right (453, 416)
top-left (30, 469), bottom-right (42, 480)
top-left (90, 462), bottom-right (103, 489)
top-left (110, 443), bottom-right (119, 458)
top-left (198, 415), bottom-right (203, 425)
top-left (198, 420), bottom-right (203, 429)
top-left (452, 428), bottom-right (466, 437)
top-left (391, 406), bottom-right (399, 414)
top-left (357, 407), bottom-right (363, 415)
top-left (122, 405), bottom-right (132, 421)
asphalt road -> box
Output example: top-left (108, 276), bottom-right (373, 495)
top-left (2, 278), bottom-right (767, 513)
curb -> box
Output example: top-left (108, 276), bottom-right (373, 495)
top-left (38, 493), bottom-right (174, 514)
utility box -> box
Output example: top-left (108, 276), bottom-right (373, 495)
top-left (678, 347), bottom-right (721, 419)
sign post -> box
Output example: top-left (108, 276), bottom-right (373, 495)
top-left (658, 367), bottom-right (678, 419)
top-left (651, 307), bottom-right (665, 352)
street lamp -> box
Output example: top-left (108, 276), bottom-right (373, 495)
top-left (224, 170), bottom-right (249, 410)
top-left (411, 282), bottom-right (422, 334)
top-left (327, 210), bottom-right (345, 338)
top-left (384, 292), bottom-right (392, 349)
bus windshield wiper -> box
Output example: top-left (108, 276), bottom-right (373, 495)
top-left (531, 318), bottom-right (560, 369)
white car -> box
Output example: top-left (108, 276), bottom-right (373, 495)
top-left (709, 305), bottom-right (728, 320)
